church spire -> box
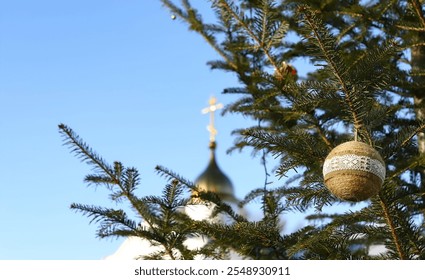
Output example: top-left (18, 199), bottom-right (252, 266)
top-left (194, 97), bottom-right (236, 202)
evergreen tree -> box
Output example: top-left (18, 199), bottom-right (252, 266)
top-left (60, 1), bottom-right (425, 259)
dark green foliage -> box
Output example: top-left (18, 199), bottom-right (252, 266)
top-left (62, 0), bottom-right (425, 259)
top-left (158, 0), bottom-right (425, 259)
top-left (59, 124), bottom-right (198, 260)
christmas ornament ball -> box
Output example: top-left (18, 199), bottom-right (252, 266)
top-left (323, 141), bottom-right (386, 201)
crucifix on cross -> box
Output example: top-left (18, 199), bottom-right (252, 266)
top-left (201, 96), bottom-right (223, 142)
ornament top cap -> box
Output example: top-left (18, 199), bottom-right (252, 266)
top-left (326, 141), bottom-right (384, 163)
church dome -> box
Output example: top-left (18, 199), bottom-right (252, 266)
top-left (194, 141), bottom-right (236, 202)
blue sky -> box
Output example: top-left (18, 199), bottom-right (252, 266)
top-left (0, 1), bottom-right (314, 259)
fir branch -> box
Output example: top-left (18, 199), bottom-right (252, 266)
top-left (378, 193), bottom-right (407, 259)
top-left (297, 6), bottom-right (367, 139)
top-left (408, 42), bottom-right (425, 48)
top-left (382, 122), bottom-right (425, 160)
top-left (58, 124), bottom-right (115, 178)
top-left (221, 96), bottom-right (254, 116)
top-left (60, 124), bottom-right (197, 259)
top-left (288, 207), bottom-right (391, 259)
top-left (213, 0), bottom-right (283, 72)
top-left (84, 174), bottom-right (116, 188)
top-left (254, 0), bottom-right (289, 51)
top-left (155, 165), bottom-right (196, 190)
top-left (348, 40), bottom-right (398, 91)
top-left (394, 24), bottom-right (425, 32)
top-left (60, 125), bottom-right (144, 215)
top-left (275, 158), bottom-right (299, 178)
top-left (409, 0), bottom-right (425, 28)
top-left (240, 187), bottom-right (268, 207)
top-left (288, 80), bottom-right (341, 111)
top-left (280, 182), bottom-right (333, 212)
top-left (194, 220), bottom-right (287, 259)
top-left (193, 189), bottom-right (247, 223)
top-left (242, 127), bottom-right (329, 168)
top-left (70, 203), bottom-right (138, 238)
top-left (161, 0), bottom-right (237, 70)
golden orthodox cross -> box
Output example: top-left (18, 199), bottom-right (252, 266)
top-left (201, 96), bottom-right (223, 142)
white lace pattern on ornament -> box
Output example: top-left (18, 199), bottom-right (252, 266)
top-left (323, 154), bottom-right (386, 181)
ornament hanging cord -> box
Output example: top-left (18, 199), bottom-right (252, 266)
top-left (354, 126), bottom-right (358, 142)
